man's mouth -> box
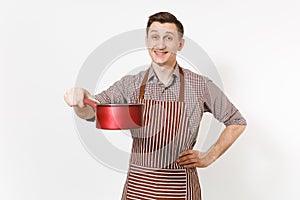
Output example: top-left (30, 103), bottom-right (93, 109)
top-left (154, 50), bottom-right (168, 57)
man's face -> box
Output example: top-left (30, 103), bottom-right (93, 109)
top-left (146, 22), bottom-right (184, 67)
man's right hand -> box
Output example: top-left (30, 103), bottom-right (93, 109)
top-left (64, 88), bottom-right (90, 107)
top-left (64, 88), bottom-right (99, 119)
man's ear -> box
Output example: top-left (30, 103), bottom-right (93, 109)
top-left (178, 38), bottom-right (185, 51)
top-left (145, 35), bottom-right (149, 48)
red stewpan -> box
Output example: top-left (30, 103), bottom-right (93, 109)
top-left (83, 98), bottom-right (144, 130)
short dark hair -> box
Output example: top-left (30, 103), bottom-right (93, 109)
top-left (147, 12), bottom-right (184, 38)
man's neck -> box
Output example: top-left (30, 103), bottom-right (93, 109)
top-left (152, 62), bottom-right (176, 86)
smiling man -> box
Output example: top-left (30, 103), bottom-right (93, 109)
top-left (147, 22), bottom-right (184, 65)
top-left (146, 20), bottom-right (184, 86)
top-left (64, 12), bottom-right (247, 199)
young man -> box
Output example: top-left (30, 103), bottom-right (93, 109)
top-left (64, 12), bottom-right (247, 200)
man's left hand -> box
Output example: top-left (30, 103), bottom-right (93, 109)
top-left (176, 150), bottom-right (211, 168)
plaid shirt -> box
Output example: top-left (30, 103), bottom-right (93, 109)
top-left (95, 64), bottom-right (247, 134)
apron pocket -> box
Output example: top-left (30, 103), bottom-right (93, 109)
top-left (126, 164), bottom-right (187, 200)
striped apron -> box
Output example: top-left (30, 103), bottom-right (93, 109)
top-left (122, 67), bottom-right (201, 200)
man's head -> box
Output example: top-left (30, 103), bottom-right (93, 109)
top-left (147, 12), bottom-right (184, 39)
top-left (146, 12), bottom-right (185, 67)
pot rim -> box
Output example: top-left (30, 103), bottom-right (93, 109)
top-left (96, 103), bottom-right (144, 107)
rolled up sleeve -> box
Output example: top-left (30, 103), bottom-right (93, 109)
top-left (203, 78), bottom-right (247, 126)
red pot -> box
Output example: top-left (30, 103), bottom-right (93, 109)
top-left (83, 98), bottom-right (144, 130)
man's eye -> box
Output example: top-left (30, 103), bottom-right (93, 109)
top-left (166, 36), bottom-right (173, 41)
top-left (152, 35), bottom-right (159, 40)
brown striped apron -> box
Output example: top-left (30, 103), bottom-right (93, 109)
top-left (122, 67), bottom-right (201, 200)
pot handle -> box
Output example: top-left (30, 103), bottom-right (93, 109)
top-left (83, 98), bottom-right (98, 111)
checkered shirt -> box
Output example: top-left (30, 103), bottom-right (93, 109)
top-left (94, 64), bottom-right (247, 134)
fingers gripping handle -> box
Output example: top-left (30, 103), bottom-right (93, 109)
top-left (83, 98), bottom-right (98, 111)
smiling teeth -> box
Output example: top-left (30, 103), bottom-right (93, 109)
top-left (155, 51), bottom-right (167, 54)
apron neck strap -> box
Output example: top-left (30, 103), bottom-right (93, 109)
top-left (139, 65), bottom-right (185, 102)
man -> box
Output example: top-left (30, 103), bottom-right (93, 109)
top-left (64, 12), bottom-right (247, 200)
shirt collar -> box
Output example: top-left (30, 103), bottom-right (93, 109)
top-left (147, 63), bottom-right (180, 84)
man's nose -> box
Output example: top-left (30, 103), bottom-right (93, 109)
top-left (156, 38), bottom-right (166, 49)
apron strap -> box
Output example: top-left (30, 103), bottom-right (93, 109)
top-left (178, 66), bottom-right (184, 102)
top-left (138, 68), bottom-right (150, 99)
top-left (139, 65), bottom-right (185, 102)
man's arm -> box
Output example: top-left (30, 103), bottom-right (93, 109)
top-left (177, 76), bottom-right (247, 168)
top-left (177, 124), bottom-right (246, 168)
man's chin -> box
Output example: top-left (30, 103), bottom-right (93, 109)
top-left (152, 61), bottom-right (177, 68)
top-left (153, 60), bottom-right (167, 66)
top-left (152, 57), bottom-right (168, 64)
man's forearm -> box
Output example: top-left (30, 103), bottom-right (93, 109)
top-left (204, 124), bottom-right (246, 165)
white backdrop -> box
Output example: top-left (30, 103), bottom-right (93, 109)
top-left (1, 0), bottom-right (300, 199)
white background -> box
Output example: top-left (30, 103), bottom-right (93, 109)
top-left (1, 0), bottom-right (300, 199)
